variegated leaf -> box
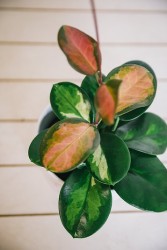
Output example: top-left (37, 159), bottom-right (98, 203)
top-left (59, 167), bottom-right (112, 238)
top-left (58, 25), bottom-right (100, 75)
top-left (40, 119), bottom-right (100, 173)
top-left (116, 112), bottom-right (167, 155)
top-left (107, 64), bottom-right (155, 116)
top-left (95, 79), bottom-right (121, 125)
top-left (50, 82), bottom-right (94, 122)
top-left (87, 133), bottom-right (131, 185)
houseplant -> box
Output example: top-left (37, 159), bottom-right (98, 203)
top-left (28, 2), bottom-right (167, 239)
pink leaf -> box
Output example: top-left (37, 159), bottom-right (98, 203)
top-left (58, 25), bottom-right (101, 75)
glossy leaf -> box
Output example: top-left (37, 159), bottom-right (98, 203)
top-left (28, 129), bottom-right (47, 166)
top-left (40, 118), bottom-right (100, 173)
top-left (87, 133), bottom-right (131, 185)
top-left (115, 150), bottom-right (167, 212)
top-left (95, 79), bottom-right (121, 125)
top-left (58, 25), bottom-right (100, 75)
top-left (50, 82), bottom-right (94, 122)
top-left (116, 112), bottom-right (167, 155)
top-left (106, 64), bottom-right (155, 116)
top-left (59, 167), bottom-right (112, 238)
top-left (118, 60), bottom-right (157, 121)
top-left (81, 74), bottom-right (106, 103)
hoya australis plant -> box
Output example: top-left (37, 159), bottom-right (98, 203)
top-left (29, 25), bottom-right (167, 238)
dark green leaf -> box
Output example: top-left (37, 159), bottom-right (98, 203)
top-left (81, 75), bottom-right (99, 105)
top-left (116, 112), bottom-right (167, 155)
top-left (59, 167), bottom-right (112, 238)
top-left (115, 150), bottom-right (167, 212)
top-left (81, 74), bottom-right (106, 106)
top-left (50, 82), bottom-right (94, 123)
top-left (28, 130), bottom-right (47, 166)
top-left (87, 133), bottom-right (131, 185)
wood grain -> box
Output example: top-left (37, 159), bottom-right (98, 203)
top-left (0, 11), bottom-right (167, 43)
top-left (0, 0), bottom-right (166, 11)
top-left (0, 213), bottom-right (167, 250)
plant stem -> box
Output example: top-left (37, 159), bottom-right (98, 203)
top-left (90, 0), bottom-right (102, 85)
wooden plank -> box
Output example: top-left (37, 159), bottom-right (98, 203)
top-left (0, 80), bottom-right (166, 120)
top-left (0, 167), bottom-right (61, 215)
top-left (0, 82), bottom-right (52, 120)
top-left (0, 45), bottom-right (167, 79)
top-left (0, 0), bottom-right (166, 11)
top-left (0, 11), bottom-right (167, 44)
top-left (0, 122), bottom-right (36, 165)
top-left (0, 213), bottom-right (167, 250)
top-left (0, 166), bottom-right (141, 215)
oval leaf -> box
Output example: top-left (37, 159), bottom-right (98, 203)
top-left (58, 25), bottom-right (100, 75)
top-left (50, 82), bottom-right (94, 122)
top-left (106, 64), bottom-right (155, 116)
top-left (116, 112), bottom-right (167, 155)
top-left (28, 129), bottom-right (47, 166)
top-left (114, 150), bottom-right (167, 212)
top-left (118, 60), bottom-right (157, 121)
top-left (40, 119), bottom-right (100, 173)
top-left (87, 133), bottom-right (131, 185)
top-left (95, 79), bottom-right (121, 125)
top-left (59, 167), bottom-right (112, 238)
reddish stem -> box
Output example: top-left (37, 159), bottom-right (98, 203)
top-left (90, 0), bottom-right (102, 85)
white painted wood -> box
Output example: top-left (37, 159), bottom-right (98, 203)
top-left (0, 45), bottom-right (167, 79)
top-left (0, 167), bottom-right (61, 214)
top-left (0, 122), bottom-right (36, 165)
top-left (0, 0), bottom-right (166, 11)
top-left (0, 213), bottom-right (167, 250)
top-left (0, 82), bottom-right (52, 120)
top-left (0, 11), bottom-right (167, 43)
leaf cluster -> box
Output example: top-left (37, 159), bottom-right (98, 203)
top-left (29, 26), bottom-right (167, 238)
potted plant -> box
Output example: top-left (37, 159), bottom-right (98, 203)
top-left (28, 2), bottom-right (167, 239)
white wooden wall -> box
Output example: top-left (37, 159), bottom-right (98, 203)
top-left (0, 1), bottom-right (167, 249)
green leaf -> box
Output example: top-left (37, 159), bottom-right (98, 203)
top-left (40, 118), bottom-right (100, 173)
top-left (58, 25), bottom-right (100, 75)
top-left (87, 133), bottom-right (131, 185)
top-left (95, 79), bottom-right (121, 125)
top-left (114, 150), bottom-right (167, 212)
top-left (81, 74), bottom-right (106, 103)
top-left (106, 62), bottom-right (155, 119)
top-left (50, 82), bottom-right (94, 123)
top-left (28, 129), bottom-right (47, 166)
top-left (59, 167), bottom-right (112, 238)
top-left (116, 112), bottom-right (167, 155)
